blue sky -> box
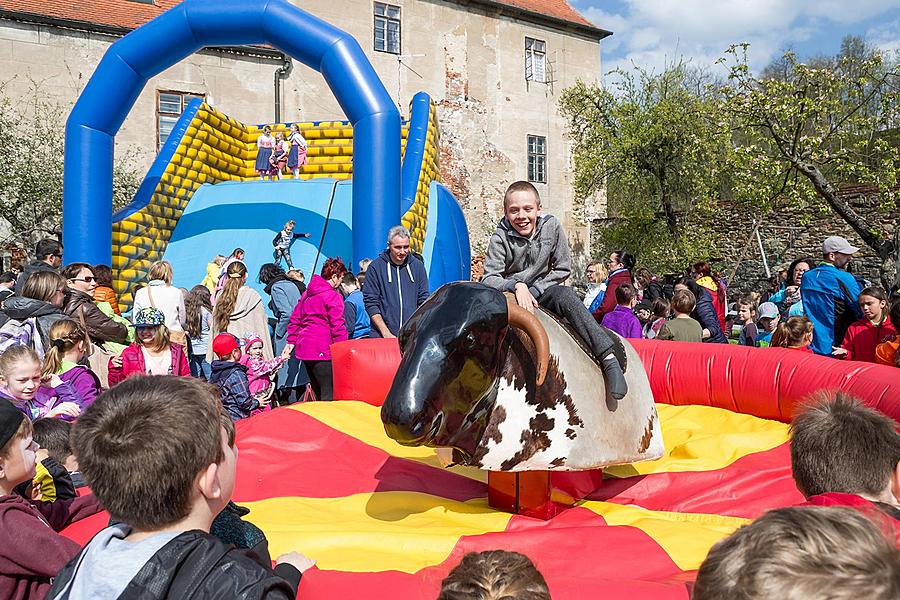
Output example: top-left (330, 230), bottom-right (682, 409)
top-left (570, 0), bottom-right (900, 75)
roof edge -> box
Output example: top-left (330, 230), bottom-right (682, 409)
top-left (0, 10), bottom-right (285, 60)
top-left (448, 0), bottom-right (613, 40)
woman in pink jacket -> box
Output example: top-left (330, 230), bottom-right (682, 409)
top-left (284, 258), bottom-right (348, 400)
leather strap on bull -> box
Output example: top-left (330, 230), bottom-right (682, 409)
top-left (506, 300), bottom-right (550, 386)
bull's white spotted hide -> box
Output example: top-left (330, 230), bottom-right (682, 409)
top-left (472, 309), bottom-right (664, 472)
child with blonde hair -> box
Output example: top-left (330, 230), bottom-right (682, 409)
top-left (41, 319), bottom-right (101, 410)
top-left (0, 346), bottom-right (81, 420)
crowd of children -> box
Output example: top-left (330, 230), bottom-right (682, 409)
top-left (255, 124), bottom-right (308, 181)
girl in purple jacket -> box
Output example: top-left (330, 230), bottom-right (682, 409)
top-left (41, 319), bottom-right (102, 410)
top-left (284, 258), bottom-right (348, 401)
top-left (0, 346), bottom-right (82, 421)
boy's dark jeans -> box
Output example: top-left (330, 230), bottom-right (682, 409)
top-left (538, 285), bottom-right (624, 369)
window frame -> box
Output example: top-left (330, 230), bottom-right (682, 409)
top-left (525, 37), bottom-right (547, 83)
top-left (374, 2), bottom-right (401, 55)
top-left (527, 135), bottom-right (547, 184)
top-left (156, 90), bottom-right (205, 151)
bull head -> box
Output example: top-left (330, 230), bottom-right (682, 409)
top-left (381, 282), bottom-right (549, 461)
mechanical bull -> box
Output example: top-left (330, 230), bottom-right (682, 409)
top-left (381, 282), bottom-right (664, 472)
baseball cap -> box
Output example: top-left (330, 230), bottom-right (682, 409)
top-left (133, 307), bottom-right (165, 328)
top-left (822, 236), bottom-right (859, 255)
top-left (212, 333), bottom-right (239, 358)
top-left (758, 302), bottom-right (779, 320)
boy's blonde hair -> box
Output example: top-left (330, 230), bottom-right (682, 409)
top-left (693, 506), bottom-right (900, 600)
top-left (503, 180), bottom-right (541, 210)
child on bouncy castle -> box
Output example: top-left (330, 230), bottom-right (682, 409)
top-left (481, 181), bottom-right (628, 399)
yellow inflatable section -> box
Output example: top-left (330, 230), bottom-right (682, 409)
top-left (400, 99), bottom-right (440, 254)
top-left (112, 102), bottom-right (424, 308)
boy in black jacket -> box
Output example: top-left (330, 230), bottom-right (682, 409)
top-left (48, 375), bottom-right (314, 600)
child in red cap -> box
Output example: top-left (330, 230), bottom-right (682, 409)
top-left (209, 334), bottom-right (257, 421)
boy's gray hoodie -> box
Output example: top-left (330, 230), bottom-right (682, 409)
top-left (482, 214), bottom-right (571, 299)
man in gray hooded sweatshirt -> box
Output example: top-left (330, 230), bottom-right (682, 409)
top-left (482, 181), bottom-right (628, 399)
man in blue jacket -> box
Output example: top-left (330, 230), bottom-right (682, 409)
top-left (363, 226), bottom-right (430, 338)
top-left (800, 236), bottom-right (863, 355)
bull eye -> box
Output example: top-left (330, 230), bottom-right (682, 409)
top-left (464, 331), bottom-right (477, 349)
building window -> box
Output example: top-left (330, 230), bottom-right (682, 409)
top-left (527, 135), bottom-right (547, 183)
top-left (374, 2), bottom-right (401, 54)
top-left (525, 38), bottom-right (546, 83)
top-left (157, 91), bottom-right (204, 150)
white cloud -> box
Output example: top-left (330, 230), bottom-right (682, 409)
top-left (574, 0), bottom-right (900, 78)
top-left (867, 20), bottom-right (900, 55)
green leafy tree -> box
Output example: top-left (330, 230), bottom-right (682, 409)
top-left (720, 38), bottom-right (900, 283)
top-left (559, 64), bottom-right (731, 272)
top-left (0, 80), bottom-right (144, 251)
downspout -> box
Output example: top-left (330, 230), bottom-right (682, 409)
top-left (274, 53), bottom-right (293, 123)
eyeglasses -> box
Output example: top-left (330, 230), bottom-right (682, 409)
top-left (70, 277), bottom-right (96, 283)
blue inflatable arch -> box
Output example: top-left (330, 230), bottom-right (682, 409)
top-left (63, 0), bottom-right (400, 267)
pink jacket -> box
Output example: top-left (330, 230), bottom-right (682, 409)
top-left (287, 275), bottom-right (347, 361)
top-left (108, 342), bottom-right (191, 386)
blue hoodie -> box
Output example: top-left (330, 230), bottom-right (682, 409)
top-left (362, 250), bottom-right (429, 337)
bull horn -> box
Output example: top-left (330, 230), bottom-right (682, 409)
top-left (506, 300), bottom-right (550, 386)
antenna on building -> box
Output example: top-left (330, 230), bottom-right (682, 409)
top-left (397, 53), bottom-right (426, 114)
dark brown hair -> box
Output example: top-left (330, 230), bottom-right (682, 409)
top-left (72, 376), bottom-right (225, 531)
top-left (614, 282), bottom-right (636, 305)
top-left (61, 262), bottom-right (93, 281)
top-left (693, 506), bottom-right (900, 600)
top-left (651, 297), bottom-right (670, 319)
top-left (671, 289), bottom-right (696, 315)
top-left (438, 550), bottom-right (550, 600)
top-left (185, 285), bottom-right (212, 339)
top-left (92, 264), bottom-right (114, 288)
top-left (790, 391), bottom-right (900, 498)
top-left (31, 418), bottom-right (72, 465)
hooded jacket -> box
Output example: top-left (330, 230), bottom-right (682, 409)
top-left (482, 214), bottom-right (570, 300)
top-left (362, 250), bottom-right (429, 337)
top-left (287, 275), bottom-right (348, 360)
top-left (62, 289), bottom-right (128, 345)
top-left (692, 287), bottom-right (728, 344)
top-left (209, 360), bottom-right (258, 421)
top-left (1, 295), bottom-right (65, 347)
top-left (14, 260), bottom-right (56, 295)
top-left (48, 527), bottom-right (299, 600)
top-left (107, 342), bottom-right (190, 386)
top-left (0, 493), bottom-right (102, 600)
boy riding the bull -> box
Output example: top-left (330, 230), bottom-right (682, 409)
top-left (481, 181), bottom-right (629, 399)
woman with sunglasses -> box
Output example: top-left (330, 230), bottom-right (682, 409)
top-left (60, 263), bottom-right (128, 348)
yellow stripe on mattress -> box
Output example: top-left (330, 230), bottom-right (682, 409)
top-left (243, 492), bottom-right (509, 573)
top-left (605, 403), bottom-right (790, 478)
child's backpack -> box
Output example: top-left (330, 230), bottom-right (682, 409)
top-left (0, 317), bottom-right (45, 358)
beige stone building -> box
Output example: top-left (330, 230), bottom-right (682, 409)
top-left (0, 0), bottom-right (609, 256)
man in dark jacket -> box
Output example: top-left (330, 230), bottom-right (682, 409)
top-left (363, 225), bottom-right (430, 338)
top-left (48, 376), bottom-right (312, 600)
top-left (15, 239), bottom-right (62, 295)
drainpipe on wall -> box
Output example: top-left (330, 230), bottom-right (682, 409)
top-left (274, 54), bottom-right (293, 123)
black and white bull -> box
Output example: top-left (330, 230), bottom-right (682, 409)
top-left (381, 282), bottom-right (664, 472)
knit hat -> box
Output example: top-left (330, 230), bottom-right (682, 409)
top-left (243, 333), bottom-right (264, 349)
top-left (212, 333), bottom-right (240, 359)
top-left (134, 307), bottom-right (165, 328)
top-left (0, 398), bottom-right (25, 450)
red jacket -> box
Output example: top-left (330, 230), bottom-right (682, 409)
top-left (0, 493), bottom-right (102, 600)
top-left (592, 269), bottom-right (632, 321)
top-left (804, 492), bottom-right (900, 543)
top-left (841, 318), bottom-right (897, 363)
top-left (108, 342), bottom-right (190, 386)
